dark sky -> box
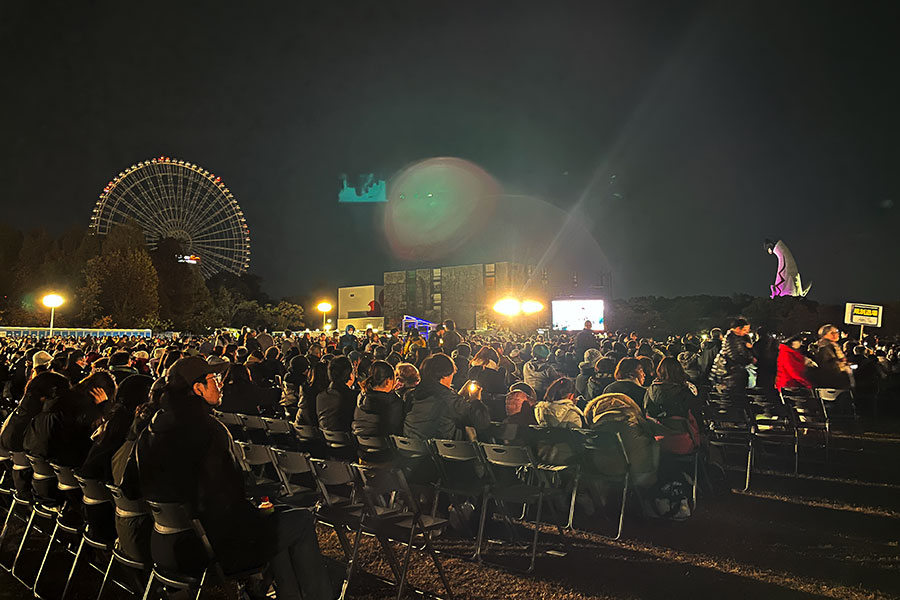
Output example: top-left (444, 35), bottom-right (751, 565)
top-left (2, 1), bottom-right (898, 304)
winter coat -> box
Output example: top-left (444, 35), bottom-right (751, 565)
top-left (467, 364), bottom-right (509, 421)
top-left (402, 380), bottom-right (490, 441)
top-left (523, 359), bottom-right (558, 401)
top-left (574, 329), bottom-right (600, 360)
top-left (135, 394), bottom-right (276, 574)
top-left (643, 382), bottom-right (697, 421)
top-left (710, 331), bottom-right (753, 387)
top-left (775, 344), bottom-right (813, 389)
top-left (813, 339), bottom-right (852, 389)
top-left (534, 398), bottom-right (583, 429)
top-left (352, 389), bottom-right (404, 437)
top-left (316, 383), bottom-right (357, 432)
top-left (574, 362), bottom-right (594, 400)
top-left (583, 393), bottom-right (659, 488)
top-left (442, 329), bottom-right (462, 354)
top-left (586, 374), bottom-right (616, 402)
top-left (603, 380), bottom-right (647, 411)
top-left (219, 380), bottom-right (263, 415)
top-left (677, 350), bottom-right (701, 382)
top-left (23, 394), bottom-right (95, 467)
top-left (697, 339), bottom-right (722, 379)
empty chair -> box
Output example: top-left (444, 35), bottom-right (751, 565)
top-left (268, 448), bottom-right (318, 506)
top-left (576, 429), bottom-right (632, 539)
top-left (348, 464), bottom-right (453, 600)
top-left (704, 405), bottom-right (752, 490)
top-left (748, 401), bottom-right (797, 483)
top-left (307, 458), bottom-right (364, 562)
top-left (233, 441), bottom-right (282, 498)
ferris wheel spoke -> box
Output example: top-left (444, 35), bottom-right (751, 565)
top-left (94, 158), bottom-right (249, 276)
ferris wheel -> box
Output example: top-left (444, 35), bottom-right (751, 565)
top-left (90, 157), bottom-right (250, 278)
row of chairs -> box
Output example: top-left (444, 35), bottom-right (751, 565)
top-left (703, 387), bottom-right (845, 489)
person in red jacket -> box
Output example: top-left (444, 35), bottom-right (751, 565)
top-left (775, 334), bottom-right (813, 389)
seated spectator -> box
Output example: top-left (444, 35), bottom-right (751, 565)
top-left (135, 356), bottom-right (332, 598)
top-left (523, 343), bottom-right (558, 401)
top-left (316, 355), bottom-right (356, 432)
top-left (250, 346), bottom-right (284, 388)
top-left (451, 343), bottom-right (472, 391)
top-left (282, 355), bottom-right (313, 422)
top-left (534, 377), bottom-right (584, 429)
top-left (775, 334), bottom-right (814, 390)
top-left (586, 357), bottom-right (616, 402)
top-left (467, 346), bottom-right (509, 420)
top-left (109, 351), bottom-right (139, 384)
top-left (644, 358), bottom-right (701, 455)
top-left (352, 360), bottom-right (404, 438)
top-left (395, 362), bottom-right (420, 415)
top-left (504, 390), bottom-right (537, 426)
top-left (403, 353), bottom-right (489, 441)
top-left (583, 392), bottom-right (659, 489)
top-left (575, 348), bottom-right (602, 402)
top-left (604, 357), bottom-right (647, 410)
top-left (218, 363), bottom-right (262, 415)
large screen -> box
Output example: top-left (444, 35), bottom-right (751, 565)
top-left (551, 299), bottom-right (605, 331)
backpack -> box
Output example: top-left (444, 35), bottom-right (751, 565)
top-left (652, 472), bottom-right (694, 521)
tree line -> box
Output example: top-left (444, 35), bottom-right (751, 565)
top-left (0, 223), bottom-right (305, 332)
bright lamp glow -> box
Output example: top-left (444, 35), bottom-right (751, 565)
top-left (521, 300), bottom-right (544, 314)
top-left (493, 298), bottom-right (521, 317)
top-left (316, 302), bottom-right (332, 313)
top-left (42, 294), bottom-right (64, 308)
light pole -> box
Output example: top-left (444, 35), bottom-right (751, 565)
top-left (42, 294), bottom-right (64, 337)
top-left (316, 302), bottom-right (332, 331)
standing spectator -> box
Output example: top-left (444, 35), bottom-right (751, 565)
top-left (710, 319), bottom-right (755, 393)
top-left (575, 320), bottom-right (600, 360)
top-left (776, 333), bottom-right (814, 390)
top-left (697, 328), bottom-right (723, 382)
top-left (441, 319), bottom-right (462, 355)
top-left (451, 343), bottom-right (472, 391)
top-left (813, 324), bottom-right (853, 389)
top-left (339, 325), bottom-right (359, 352)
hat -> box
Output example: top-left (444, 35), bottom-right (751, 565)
top-left (167, 356), bottom-right (228, 389)
top-left (583, 348), bottom-right (602, 366)
top-left (207, 355), bottom-right (229, 366)
top-left (32, 350), bottom-right (53, 368)
top-left (133, 350), bottom-right (149, 360)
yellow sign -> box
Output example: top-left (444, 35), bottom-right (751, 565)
top-left (844, 303), bottom-right (882, 327)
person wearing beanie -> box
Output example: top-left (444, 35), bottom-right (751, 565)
top-left (575, 348), bottom-right (603, 402)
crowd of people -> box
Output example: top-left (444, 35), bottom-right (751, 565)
top-left (1, 317), bottom-right (899, 598)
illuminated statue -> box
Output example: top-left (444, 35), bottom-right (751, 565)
top-left (764, 239), bottom-right (811, 298)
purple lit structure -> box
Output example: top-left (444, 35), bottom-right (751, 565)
top-left (765, 239), bottom-right (811, 298)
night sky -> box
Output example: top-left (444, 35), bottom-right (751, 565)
top-left (2, 1), bottom-right (898, 304)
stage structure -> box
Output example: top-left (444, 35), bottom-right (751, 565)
top-left (765, 239), bottom-right (811, 298)
top-left (90, 156), bottom-right (251, 278)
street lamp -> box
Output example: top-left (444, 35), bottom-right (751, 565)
top-left (316, 301), bottom-right (332, 331)
top-left (42, 294), bottom-right (64, 337)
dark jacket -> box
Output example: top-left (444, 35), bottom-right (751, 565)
top-left (575, 362), bottom-right (594, 400)
top-left (467, 364), bottom-right (509, 420)
top-left (249, 358), bottom-right (283, 388)
top-left (710, 331), bottom-right (753, 386)
top-left (586, 374), bottom-right (615, 402)
top-left (219, 380), bottom-right (263, 415)
top-left (523, 359), bottom-right (558, 401)
top-left (135, 394), bottom-right (274, 573)
top-left (574, 329), bottom-right (599, 360)
top-left (0, 397), bottom-right (41, 453)
top-left (697, 339), bottom-right (722, 380)
top-left (442, 329), bottom-right (462, 355)
top-left (403, 380), bottom-right (490, 441)
top-left (813, 339), bottom-right (852, 389)
top-left (352, 389), bottom-right (404, 437)
top-left (603, 380), bottom-right (647, 411)
top-left (643, 382), bottom-right (697, 420)
top-left (23, 394), bottom-right (96, 467)
top-left (316, 383), bottom-right (357, 432)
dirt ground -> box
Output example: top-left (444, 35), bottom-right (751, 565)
top-left (3, 417), bottom-right (899, 600)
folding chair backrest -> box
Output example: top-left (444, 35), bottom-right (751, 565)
top-left (486, 421), bottom-right (520, 445)
top-left (321, 429), bottom-right (355, 449)
top-left (293, 423), bottom-right (322, 442)
top-left (146, 500), bottom-right (194, 534)
top-left (816, 388), bottom-right (849, 403)
top-left (309, 458), bottom-right (356, 505)
top-left (352, 463), bottom-right (417, 514)
top-left (28, 454), bottom-right (57, 480)
top-left (215, 411), bottom-right (243, 427)
top-left (582, 429), bottom-right (630, 476)
top-left (430, 439), bottom-right (480, 462)
top-left (239, 414), bottom-right (267, 431)
top-left (269, 447), bottom-right (312, 474)
top-left (263, 417), bottom-right (292, 435)
top-left (234, 441), bottom-right (273, 467)
top-left (75, 474), bottom-right (112, 504)
top-left (10, 451), bottom-right (31, 471)
top-left (50, 463), bottom-right (81, 491)
top-left (479, 443), bottom-right (534, 468)
top-left (107, 483), bottom-right (149, 516)
top-left (391, 435), bottom-right (430, 459)
top-left (355, 435), bottom-right (393, 457)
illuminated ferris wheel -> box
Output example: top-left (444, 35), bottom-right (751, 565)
top-left (89, 157), bottom-right (251, 278)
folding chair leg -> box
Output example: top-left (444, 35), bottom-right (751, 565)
top-left (423, 531), bottom-right (453, 600)
top-left (692, 454), bottom-right (699, 509)
top-left (615, 472), bottom-right (628, 541)
top-left (0, 500), bottom-right (18, 550)
top-left (526, 493), bottom-right (543, 574)
top-left (333, 527), bottom-right (353, 561)
top-left (744, 442), bottom-right (753, 491)
top-left (33, 521), bottom-right (60, 595)
top-left (395, 521), bottom-right (418, 600)
top-left (473, 493), bottom-right (489, 561)
top-left (793, 433), bottom-right (799, 475)
top-left (566, 470), bottom-right (580, 530)
top-left (338, 526), bottom-right (364, 600)
top-left (96, 552), bottom-right (115, 600)
top-left (11, 509), bottom-right (36, 583)
top-left (193, 568), bottom-right (207, 600)
top-left (140, 570), bottom-right (156, 600)
top-left (61, 535), bottom-right (86, 600)
top-left (374, 535), bottom-right (403, 582)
